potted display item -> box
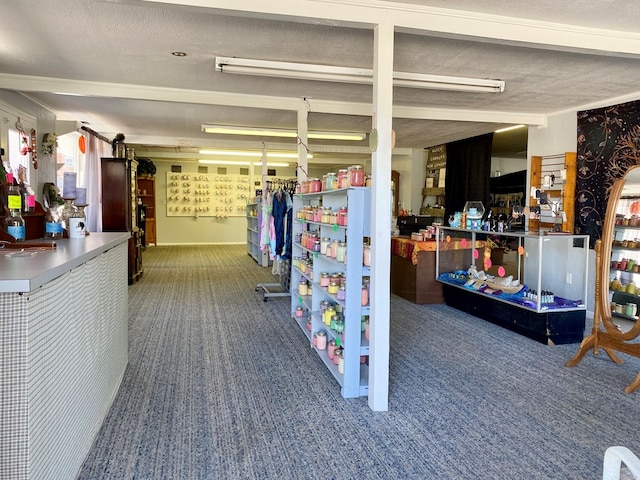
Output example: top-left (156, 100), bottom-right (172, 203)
top-left (137, 157), bottom-right (156, 177)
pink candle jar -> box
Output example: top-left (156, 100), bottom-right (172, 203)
top-left (337, 169), bottom-right (348, 189)
top-left (332, 347), bottom-right (341, 365)
top-left (309, 178), bottom-right (321, 193)
top-left (328, 339), bottom-right (337, 360)
top-left (316, 331), bottom-right (327, 350)
top-left (295, 306), bottom-right (304, 318)
top-left (361, 283), bottom-right (369, 306)
top-left (350, 165), bottom-right (365, 186)
top-left (363, 244), bottom-right (371, 266)
top-left (329, 240), bottom-right (340, 258)
top-left (337, 207), bottom-right (348, 226)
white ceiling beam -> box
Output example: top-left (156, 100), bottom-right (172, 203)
top-left (0, 73), bottom-right (546, 126)
top-left (125, 134), bottom-right (412, 156)
top-left (0, 73), bottom-right (302, 112)
top-left (141, 0), bottom-right (640, 57)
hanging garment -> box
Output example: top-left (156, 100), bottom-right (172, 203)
top-left (283, 191), bottom-right (293, 259)
top-left (260, 190), bottom-right (272, 251)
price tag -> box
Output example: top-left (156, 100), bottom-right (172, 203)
top-left (333, 224), bottom-right (338, 231)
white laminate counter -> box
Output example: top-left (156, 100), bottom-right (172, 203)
top-left (0, 232), bottom-right (130, 293)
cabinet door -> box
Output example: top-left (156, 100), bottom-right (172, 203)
top-left (101, 158), bottom-right (129, 232)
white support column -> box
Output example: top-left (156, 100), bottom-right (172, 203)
top-left (261, 144), bottom-right (268, 199)
top-left (369, 21), bottom-right (394, 412)
top-left (297, 106), bottom-right (309, 183)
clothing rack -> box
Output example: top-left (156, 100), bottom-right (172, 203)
top-left (255, 177), bottom-right (297, 301)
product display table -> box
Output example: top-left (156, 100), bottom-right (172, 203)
top-left (390, 236), bottom-right (484, 304)
top-left (0, 232), bottom-right (130, 480)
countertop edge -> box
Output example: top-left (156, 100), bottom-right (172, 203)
top-left (0, 232), bottom-right (131, 293)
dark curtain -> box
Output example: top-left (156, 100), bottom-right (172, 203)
top-left (575, 100), bottom-right (640, 246)
top-left (444, 133), bottom-right (493, 221)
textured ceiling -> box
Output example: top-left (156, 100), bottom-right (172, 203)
top-left (1, 0), bottom-right (640, 162)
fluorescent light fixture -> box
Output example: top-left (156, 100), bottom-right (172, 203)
top-left (198, 159), bottom-right (290, 167)
top-left (215, 56), bottom-right (505, 93)
top-left (495, 124), bottom-right (526, 133)
top-left (198, 148), bottom-right (312, 159)
top-left (201, 124), bottom-right (366, 141)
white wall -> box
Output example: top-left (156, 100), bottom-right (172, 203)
top-left (0, 91), bottom-right (57, 203)
top-left (527, 111), bottom-right (596, 315)
top-left (490, 156), bottom-right (527, 177)
top-left (528, 111), bottom-right (577, 157)
top-left (390, 149), bottom-right (423, 214)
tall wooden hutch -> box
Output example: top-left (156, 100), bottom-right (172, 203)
top-left (101, 157), bottom-right (143, 284)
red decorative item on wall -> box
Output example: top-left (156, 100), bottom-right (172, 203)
top-left (19, 129), bottom-right (31, 156)
top-left (78, 135), bottom-right (86, 154)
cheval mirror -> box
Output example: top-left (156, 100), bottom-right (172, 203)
top-left (567, 166), bottom-right (640, 392)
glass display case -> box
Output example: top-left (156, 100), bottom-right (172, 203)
top-left (435, 226), bottom-right (589, 344)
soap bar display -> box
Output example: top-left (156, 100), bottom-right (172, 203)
top-left (166, 172), bottom-right (254, 217)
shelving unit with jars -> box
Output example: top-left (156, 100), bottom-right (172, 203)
top-left (291, 187), bottom-right (371, 398)
top-left (609, 222), bottom-right (640, 321)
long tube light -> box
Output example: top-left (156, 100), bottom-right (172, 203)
top-left (198, 159), bottom-right (290, 167)
top-left (494, 124), bottom-right (526, 133)
top-left (198, 148), bottom-right (312, 159)
top-left (215, 56), bottom-right (505, 93)
top-left (201, 124), bottom-right (366, 141)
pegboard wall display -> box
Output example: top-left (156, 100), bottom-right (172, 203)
top-left (166, 172), bottom-right (255, 217)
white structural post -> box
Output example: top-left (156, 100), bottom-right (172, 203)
top-left (369, 21), bottom-right (394, 412)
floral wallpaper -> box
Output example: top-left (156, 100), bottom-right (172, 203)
top-left (575, 100), bottom-right (640, 247)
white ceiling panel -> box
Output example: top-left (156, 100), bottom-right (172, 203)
top-left (1, 0), bottom-right (640, 161)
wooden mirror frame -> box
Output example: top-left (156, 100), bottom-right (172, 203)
top-left (566, 168), bottom-right (640, 392)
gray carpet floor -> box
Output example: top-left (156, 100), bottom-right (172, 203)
top-left (77, 245), bottom-right (640, 480)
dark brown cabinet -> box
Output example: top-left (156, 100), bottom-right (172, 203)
top-left (101, 157), bottom-right (143, 284)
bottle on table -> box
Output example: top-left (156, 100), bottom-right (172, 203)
top-left (4, 175), bottom-right (25, 241)
top-left (44, 207), bottom-right (63, 239)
